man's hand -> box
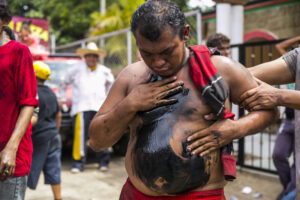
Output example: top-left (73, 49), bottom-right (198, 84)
top-left (186, 119), bottom-right (237, 157)
top-left (127, 76), bottom-right (184, 112)
top-left (0, 147), bottom-right (16, 181)
top-left (240, 78), bottom-right (280, 111)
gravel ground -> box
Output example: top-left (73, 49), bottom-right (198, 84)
top-left (25, 155), bottom-right (282, 200)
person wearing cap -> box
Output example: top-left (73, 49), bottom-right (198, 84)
top-left (27, 61), bottom-right (62, 200)
top-left (0, 0), bottom-right (39, 199)
top-left (57, 42), bottom-right (114, 173)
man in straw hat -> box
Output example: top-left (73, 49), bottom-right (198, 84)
top-left (58, 42), bottom-right (114, 173)
top-left (0, 0), bottom-right (39, 199)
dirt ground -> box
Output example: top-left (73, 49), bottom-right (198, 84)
top-left (25, 155), bottom-right (282, 200)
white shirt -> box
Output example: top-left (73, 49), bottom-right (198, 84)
top-left (57, 61), bottom-right (114, 116)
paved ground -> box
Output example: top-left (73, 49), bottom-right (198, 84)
top-left (25, 155), bottom-right (282, 200)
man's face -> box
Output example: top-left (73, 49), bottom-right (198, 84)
top-left (217, 43), bottom-right (231, 57)
top-left (135, 26), bottom-right (189, 77)
top-left (84, 54), bottom-right (99, 68)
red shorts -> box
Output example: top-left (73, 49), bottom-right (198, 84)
top-left (119, 178), bottom-right (226, 200)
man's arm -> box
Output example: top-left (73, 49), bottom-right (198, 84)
top-left (56, 111), bottom-right (62, 131)
top-left (241, 49), bottom-right (299, 110)
top-left (248, 57), bottom-right (294, 85)
top-left (57, 67), bottom-right (75, 106)
top-left (186, 57), bottom-right (277, 156)
top-left (89, 65), bottom-right (184, 152)
top-left (0, 106), bottom-right (34, 181)
top-left (275, 36), bottom-right (300, 55)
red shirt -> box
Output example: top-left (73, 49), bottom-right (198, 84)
top-left (0, 40), bottom-right (38, 177)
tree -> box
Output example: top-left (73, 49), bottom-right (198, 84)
top-left (8, 0), bottom-right (100, 44)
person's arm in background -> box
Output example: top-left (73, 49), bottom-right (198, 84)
top-left (0, 106), bottom-right (34, 181)
top-left (56, 111), bottom-right (62, 131)
top-left (241, 48), bottom-right (300, 110)
top-left (31, 94), bottom-right (39, 126)
top-left (104, 67), bottom-right (115, 95)
top-left (275, 36), bottom-right (300, 55)
top-left (57, 66), bottom-right (76, 108)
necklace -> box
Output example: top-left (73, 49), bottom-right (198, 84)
top-left (0, 32), bottom-right (5, 47)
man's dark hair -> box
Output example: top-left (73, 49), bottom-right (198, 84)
top-left (3, 26), bottom-right (15, 40)
top-left (0, 0), bottom-right (12, 24)
top-left (206, 33), bottom-right (230, 48)
top-left (131, 0), bottom-right (186, 42)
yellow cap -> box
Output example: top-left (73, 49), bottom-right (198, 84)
top-left (33, 61), bottom-right (51, 80)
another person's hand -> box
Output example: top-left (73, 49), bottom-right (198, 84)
top-left (0, 147), bottom-right (16, 181)
top-left (186, 119), bottom-right (237, 157)
top-left (127, 75), bottom-right (184, 112)
top-left (240, 78), bottom-right (280, 111)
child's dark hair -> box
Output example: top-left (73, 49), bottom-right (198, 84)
top-left (0, 0), bottom-right (12, 24)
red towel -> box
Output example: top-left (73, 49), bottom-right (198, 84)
top-left (189, 45), bottom-right (236, 181)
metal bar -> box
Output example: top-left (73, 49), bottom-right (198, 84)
top-left (55, 28), bottom-right (131, 50)
top-left (127, 31), bottom-right (132, 65)
top-left (50, 34), bottom-right (56, 54)
top-left (196, 10), bottom-right (202, 45)
top-left (241, 165), bottom-right (278, 175)
top-left (184, 10), bottom-right (201, 17)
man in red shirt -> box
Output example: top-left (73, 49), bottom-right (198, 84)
top-left (0, 1), bottom-right (39, 199)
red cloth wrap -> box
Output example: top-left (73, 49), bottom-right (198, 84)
top-left (119, 178), bottom-right (226, 200)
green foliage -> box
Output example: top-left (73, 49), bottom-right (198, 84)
top-left (8, 0), bottom-right (100, 45)
top-left (89, 0), bottom-right (144, 36)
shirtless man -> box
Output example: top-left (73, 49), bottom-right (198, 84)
top-left (89, 1), bottom-right (276, 198)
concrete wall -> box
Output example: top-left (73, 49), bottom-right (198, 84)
top-left (244, 3), bottom-right (300, 39)
top-left (202, 2), bottom-right (300, 42)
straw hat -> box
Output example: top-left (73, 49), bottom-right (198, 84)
top-left (76, 42), bottom-right (106, 59)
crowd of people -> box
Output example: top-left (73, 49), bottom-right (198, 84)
top-left (0, 0), bottom-right (299, 199)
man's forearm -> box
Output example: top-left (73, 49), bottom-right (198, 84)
top-left (234, 109), bottom-right (278, 139)
top-left (279, 89), bottom-right (300, 110)
top-left (89, 97), bottom-right (136, 152)
top-left (5, 106), bottom-right (34, 151)
top-left (56, 111), bottom-right (62, 131)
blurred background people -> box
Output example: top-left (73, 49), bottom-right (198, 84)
top-left (58, 42), bottom-right (114, 173)
top-left (206, 33), bottom-right (231, 57)
top-left (27, 61), bottom-right (62, 200)
top-left (18, 20), bottom-right (39, 50)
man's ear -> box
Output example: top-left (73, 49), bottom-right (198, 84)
top-left (183, 25), bottom-right (190, 43)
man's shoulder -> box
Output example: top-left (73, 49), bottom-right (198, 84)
top-left (211, 55), bottom-right (236, 72)
top-left (119, 61), bottom-right (149, 79)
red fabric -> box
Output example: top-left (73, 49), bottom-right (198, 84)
top-left (188, 45), bottom-right (236, 180)
top-left (189, 45), bottom-right (218, 89)
top-left (221, 152), bottom-right (236, 181)
top-left (120, 178), bottom-right (226, 200)
top-left (0, 40), bottom-right (38, 177)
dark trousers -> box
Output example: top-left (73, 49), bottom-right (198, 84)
top-left (72, 111), bottom-right (110, 169)
top-left (272, 119), bottom-right (295, 195)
